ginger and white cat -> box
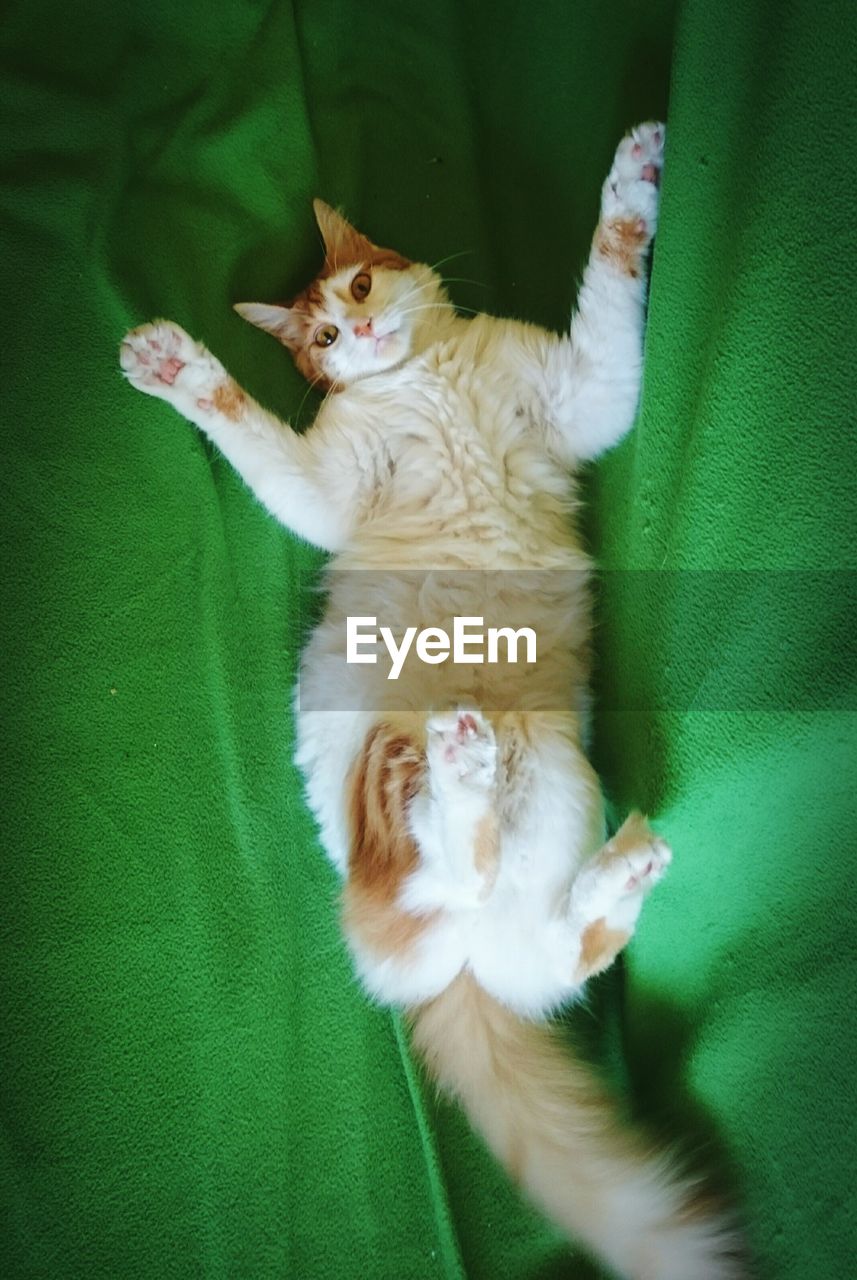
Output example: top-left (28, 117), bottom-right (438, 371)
top-left (121, 124), bottom-right (742, 1278)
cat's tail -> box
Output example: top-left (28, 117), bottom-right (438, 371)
top-left (410, 971), bottom-right (744, 1280)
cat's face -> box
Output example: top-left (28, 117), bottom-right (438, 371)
top-left (235, 201), bottom-right (452, 390)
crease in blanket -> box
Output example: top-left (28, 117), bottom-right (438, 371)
top-left (392, 1012), bottom-right (468, 1280)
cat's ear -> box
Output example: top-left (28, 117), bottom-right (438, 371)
top-left (313, 198), bottom-right (374, 268)
top-left (233, 301), bottom-right (302, 348)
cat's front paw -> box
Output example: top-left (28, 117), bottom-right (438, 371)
top-left (426, 706), bottom-right (497, 792)
top-left (600, 121), bottom-right (665, 248)
top-left (120, 321), bottom-right (202, 399)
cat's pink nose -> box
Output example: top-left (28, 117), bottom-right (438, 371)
top-left (353, 318), bottom-right (374, 338)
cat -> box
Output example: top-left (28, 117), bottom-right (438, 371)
top-left (121, 123), bottom-right (742, 1278)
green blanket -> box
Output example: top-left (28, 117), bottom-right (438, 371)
top-left (3, 1), bottom-right (854, 1276)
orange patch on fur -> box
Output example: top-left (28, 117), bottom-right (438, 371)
top-left (293, 344), bottom-right (339, 394)
top-left (211, 381), bottom-right (247, 420)
top-left (342, 889), bottom-right (435, 959)
top-left (313, 199), bottom-right (411, 275)
top-left (342, 722), bottom-right (435, 959)
top-left (575, 917), bottom-right (631, 982)
top-left (594, 217), bottom-right (649, 278)
top-left (606, 810), bottom-right (653, 856)
top-left (474, 812), bottom-right (500, 898)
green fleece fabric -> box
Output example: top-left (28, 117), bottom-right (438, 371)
top-left (2, 1), bottom-right (855, 1277)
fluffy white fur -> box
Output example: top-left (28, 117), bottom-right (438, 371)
top-left (121, 124), bottom-right (744, 1278)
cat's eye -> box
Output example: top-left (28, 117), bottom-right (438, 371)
top-left (314, 324), bottom-right (339, 347)
top-left (350, 272), bottom-right (372, 302)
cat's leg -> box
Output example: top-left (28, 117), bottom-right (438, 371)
top-left (467, 806), bottom-right (669, 1016)
top-left (341, 716), bottom-right (471, 1006)
top-left (120, 320), bottom-right (348, 550)
top-left (402, 707), bottom-right (499, 913)
top-left (547, 122), bottom-right (665, 463)
top-left (566, 812), bottom-right (672, 983)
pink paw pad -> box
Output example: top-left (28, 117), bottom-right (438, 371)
top-left (457, 713), bottom-right (478, 740)
top-left (443, 713), bottom-right (479, 760)
top-left (159, 356), bottom-right (185, 385)
top-left (429, 706), bottom-right (497, 787)
top-left (624, 860), bottom-right (654, 891)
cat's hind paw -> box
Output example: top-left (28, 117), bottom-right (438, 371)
top-left (120, 320), bottom-right (200, 397)
top-left (569, 811), bottom-right (672, 935)
top-left (426, 707), bottom-right (497, 792)
top-left (595, 811), bottom-right (672, 896)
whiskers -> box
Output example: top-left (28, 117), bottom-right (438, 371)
top-left (315, 374), bottom-right (340, 418)
top-left (437, 276), bottom-right (488, 292)
top-left (294, 367), bottom-right (338, 429)
top-left (426, 248), bottom-right (476, 275)
top-left (396, 300), bottom-right (481, 320)
top-left (427, 249), bottom-right (488, 299)
top-left (395, 273), bottom-right (440, 312)
top-left (396, 256), bottom-right (487, 322)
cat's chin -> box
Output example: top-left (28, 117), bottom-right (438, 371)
top-left (374, 329), bottom-right (401, 357)
top-left (348, 332), bottom-right (412, 381)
